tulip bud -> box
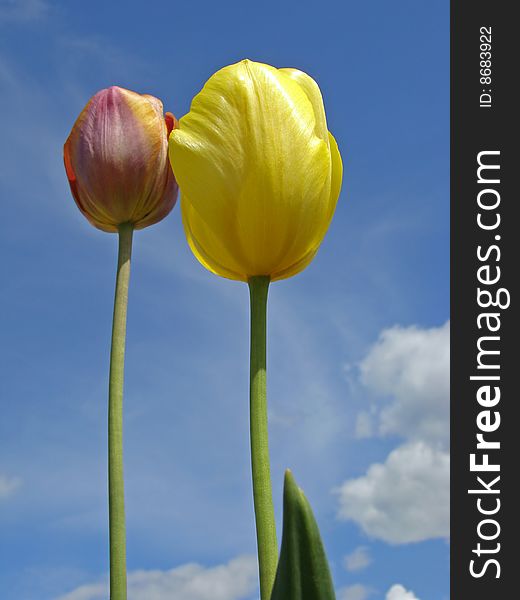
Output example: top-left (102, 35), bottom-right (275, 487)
top-left (168, 59), bottom-right (342, 282)
top-left (64, 86), bottom-right (178, 232)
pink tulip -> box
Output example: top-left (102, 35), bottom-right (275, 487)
top-left (64, 86), bottom-right (178, 232)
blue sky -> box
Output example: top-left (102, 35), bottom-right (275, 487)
top-left (0, 1), bottom-right (449, 599)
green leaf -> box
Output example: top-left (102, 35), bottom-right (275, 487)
top-left (270, 470), bottom-right (336, 600)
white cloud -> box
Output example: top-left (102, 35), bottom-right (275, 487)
top-left (359, 321), bottom-right (449, 447)
top-left (386, 583), bottom-right (419, 600)
top-left (0, 0), bottom-right (48, 22)
top-left (343, 546), bottom-right (372, 572)
top-left (0, 473), bottom-right (21, 498)
top-left (337, 322), bottom-right (450, 544)
top-left (55, 555), bottom-right (258, 600)
top-left (338, 583), bottom-right (372, 600)
top-left (337, 441), bottom-right (449, 544)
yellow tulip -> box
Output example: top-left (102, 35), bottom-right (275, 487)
top-left (168, 59), bottom-right (343, 282)
top-left (169, 60), bottom-right (343, 600)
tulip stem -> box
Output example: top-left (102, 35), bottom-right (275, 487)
top-left (248, 275), bottom-right (278, 600)
top-left (108, 222), bottom-right (133, 600)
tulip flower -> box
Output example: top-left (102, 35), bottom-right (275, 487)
top-left (168, 60), bottom-right (341, 282)
top-left (64, 86), bottom-right (178, 600)
top-left (169, 60), bottom-right (342, 600)
top-left (64, 86), bottom-right (177, 233)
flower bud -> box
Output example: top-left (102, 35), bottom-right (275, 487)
top-left (169, 60), bottom-right (342, 281)
top-left (64, 86), bottom-right (178, 232)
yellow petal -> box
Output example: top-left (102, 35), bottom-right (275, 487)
top-left (328, 131), bottom-right (343, 212)
top-left (181, 193), bottom-right (249, 281)
top-left (279, 68), bottom-right (329, 143)
top-left (169, 59), bottom-right (340, 281)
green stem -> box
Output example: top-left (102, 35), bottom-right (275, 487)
top-left (108, 222), bottom-right (133, 600)
top-left (248, 275), bottom-right (278, 600)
